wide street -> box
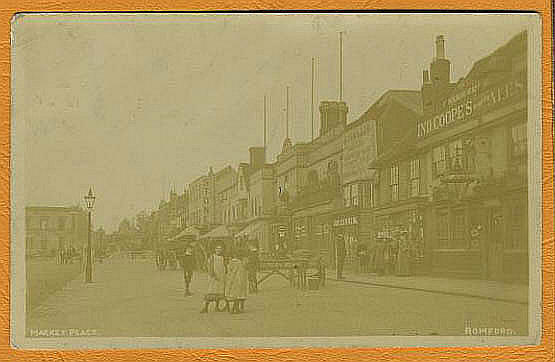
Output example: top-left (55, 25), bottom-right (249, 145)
top-left (26, 254), bottom-right (528, 338)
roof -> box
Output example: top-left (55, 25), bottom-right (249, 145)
top-left (348, 89), bottom-right (422, 131)
top-left (464, 30), bottom-right (526, 82)
top-left (370, 131), bottom-right (418, 168)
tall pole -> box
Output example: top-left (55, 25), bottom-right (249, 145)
top-left (286, 86), bottom-right (290, 139)
top-left (85, 210), bottom-right (92, 283)
top-left (339, 31), bottom-right (343, 101)
top-left (263, 95), bottom-right (267, 162)
top-left (311, 57), bottom-right (315, 142)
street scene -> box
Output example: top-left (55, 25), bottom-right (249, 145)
top-left (13, 13), bottom-right (535, 343)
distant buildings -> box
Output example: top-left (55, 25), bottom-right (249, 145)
top-left (133, 30), bottom-right (528, 282)
top-left (25, 206), bottom-right (88, 255)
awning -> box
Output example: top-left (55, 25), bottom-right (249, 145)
top-left (235, 220), bottom-right (265, 239)
top-left (199, 224), bottom-right (234, 240)
top-left (168, 226), bottom-right (202, 241)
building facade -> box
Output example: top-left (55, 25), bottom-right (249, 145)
top-left (25, 206), bottom-right (88, 255)
top-left (372, 32), bottom-right (528, 282)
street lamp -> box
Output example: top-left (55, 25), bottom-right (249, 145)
top-left (84, 187), bottom-right (95, 283)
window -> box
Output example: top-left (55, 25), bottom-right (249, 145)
top-left (40, 218), bottom-right (48, 230)
top-left (432, 145), bottom-right (448, 177)
top-left (409, 159), bottom-right (420, 198)
top-left (448, 139), bottom-right (464, 171)
top-left (351, 184), bottom-right (359, 207)
top-left (437, 211), bottom-right (449, 248)
top-left (57, 216), bottom-right (65, 230)
top-left (390, 165), bottom-right (399, 202)
top-left (343, 186), bottom-right (351, 207)
top-left (511, 123), bottom-right (527, 159)
top-left (362, 183), bottom-right (374, 208)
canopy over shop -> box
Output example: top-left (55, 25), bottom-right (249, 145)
top-left (235, 220), bottom-right (265, 248)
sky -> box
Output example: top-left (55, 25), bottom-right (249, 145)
top-left (13, 13), bottom-right (534, 232)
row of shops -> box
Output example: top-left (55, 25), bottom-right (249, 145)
top-left (265, 31), bottom-right (529, 283)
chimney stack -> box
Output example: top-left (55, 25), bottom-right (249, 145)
top-left (435, 35), bottom-right (446, 59)
top-left (422, 69), bottom-right (430, 84)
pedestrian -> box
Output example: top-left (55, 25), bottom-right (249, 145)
top-left (201, 245), bottom-right (227, 313)
top-left (178, 245), bottom-right (196, 296)
top-left (357, 243), bottom-right (369, 273)
top-left (374, 241), bottom-right (386, 276)
top-left (335, 234), bottom-right (346, 279)
top-left (395, 232), bottom-right (411, 276)
top-left (225, 249), bottom-right (248, 314)
top-left (247, 247), bottom-right (259, 293)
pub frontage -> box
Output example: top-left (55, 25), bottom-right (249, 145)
top-left (415, 30), bottom-right (528, 282)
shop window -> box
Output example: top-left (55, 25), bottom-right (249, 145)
top-left (452, 210), bottom-right (467, 249)
top-left (390, 165), bottom-right (399, 202)
top-left (409, 159), bottom-right (420, 198)
top-left (437, 211), bottom-right (449, 248)
top-left (511, 123), bottom-right (527, 159)
top-left (432, 145), bottom-right (448, 178)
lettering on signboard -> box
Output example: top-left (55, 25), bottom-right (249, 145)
top-left (417, 79), bottom-right (525, 138)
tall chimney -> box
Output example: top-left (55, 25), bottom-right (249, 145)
top-left (435, 35), bottom-right (446, 59)
top-left (422, 69), bottom-right (430, 84)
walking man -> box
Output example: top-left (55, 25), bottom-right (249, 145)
top-left (178, 245), bottom-right (196, 296)
top-left (335, 234), bottom-right (346, 279)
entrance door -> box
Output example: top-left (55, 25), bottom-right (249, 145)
top-left (487, 208), bottom-right (504, 280)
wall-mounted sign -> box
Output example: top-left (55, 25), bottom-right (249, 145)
top-left (342, 119), bottom-right (377, 183)
top-left (333, 216), bottom-right (359, 227)
top-left (417, 79), bottom-right (525, 138)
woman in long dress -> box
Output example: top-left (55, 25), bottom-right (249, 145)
top-left (201, 245), bottom-right (226, 313)
top-left (225, 249), bottom-right (248, 314)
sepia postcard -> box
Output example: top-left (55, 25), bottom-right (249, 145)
top-left (10, 12), bottom-right (543, 349)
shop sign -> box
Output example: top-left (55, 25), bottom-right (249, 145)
top-left (333, 216), bottom-right (359, 227)
top-left (417, 79), bottom-right (525, 138)
top-left (342, 120), bottom-right (376, 183)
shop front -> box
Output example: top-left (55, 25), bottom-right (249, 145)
top-left (374, 203), bottom-right (427, 275)
top-left (326, 210), bottom-right (374, 272)
top-left (428, 177), bottom-right (528, 283)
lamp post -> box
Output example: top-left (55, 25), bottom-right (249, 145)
top-left (84, 187), bottom-right (96, 283)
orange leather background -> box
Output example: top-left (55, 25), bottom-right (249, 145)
top-left (0, 1), bottom-right (552, 361)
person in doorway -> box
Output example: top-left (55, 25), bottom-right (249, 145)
top-left (201, 245), bottom-right (227, 313)
top-left (357, 243), bottom-right (369, 273)
top-left (178, 245), bottom-right (196, 296)
top-left (335, 234), bottom-right (346, 279)
top-left (225, 249), bottom-right (249, 314)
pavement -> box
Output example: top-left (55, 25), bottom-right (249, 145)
top-left (26, 253), bottom-right (529, 337)
top-left (328, 269), bottom-right (528, 305)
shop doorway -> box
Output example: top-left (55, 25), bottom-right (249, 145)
top-left (486, 208), bottom-right (504, 280)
